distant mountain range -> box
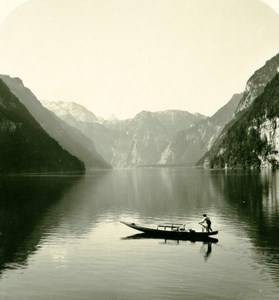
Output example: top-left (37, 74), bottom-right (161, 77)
top-left (44, 52), bottom-right (279, 170)
top-left (44, 96), bottom-right (241, 168)
top-left (0, 75), bottom-right (111, 170)
top-left (0, 79), bottom-right (84, 173)
top-left (42, 101), bottom-right (209, 167)
top-left (2, 51), bottom-right (279, 172)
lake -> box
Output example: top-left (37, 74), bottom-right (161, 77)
top-left (0, 168), bottom-right (278, 299)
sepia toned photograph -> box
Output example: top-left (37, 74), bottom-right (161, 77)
top-left (0, 0), bottom-right (279, 299)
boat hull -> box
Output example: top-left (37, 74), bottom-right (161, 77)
top-left (120, 221), bottom-right (218, 241)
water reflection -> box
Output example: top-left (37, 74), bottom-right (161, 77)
top-left (122, 233), bottom-right (218, 243)
top-left (0, 174), bottom-right (83, 274)
top-left (200, 242), bottom-right (212, 262)
top-left (122, 233), bottom-right (217, 262)
top-left (209, 169), bottom-right (279, 283)
top-left (0, 168), bottom-right (278, 299)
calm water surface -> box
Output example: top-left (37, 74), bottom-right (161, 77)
top-left (0, 168), bottom-right (278, 299)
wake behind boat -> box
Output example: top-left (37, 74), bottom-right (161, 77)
top-left (120, 221), bottom-right (218, 241)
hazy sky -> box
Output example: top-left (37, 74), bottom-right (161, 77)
top-left (0, 0), bottom-right (279, 119)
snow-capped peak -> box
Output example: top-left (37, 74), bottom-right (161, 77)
top-left (42, 101), bottom-right (99, 123)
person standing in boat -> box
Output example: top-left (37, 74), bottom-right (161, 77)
top-left (199, 214), bottom-right (212, 232)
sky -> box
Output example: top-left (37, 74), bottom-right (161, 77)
top-left (0, 0), bottom-right (279, 119)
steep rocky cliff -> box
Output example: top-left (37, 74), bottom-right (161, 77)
top-left (198, 52), bottom-right (279, 169)
top-left (235, 53), bottom-right (279, 114)
top-left (159, 93), bottom-right (242, 166)
top-left (199, 73), bottom-right (279, 169)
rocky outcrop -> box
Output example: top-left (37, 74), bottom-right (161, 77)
top-left (258, 118), bottom-right (279, 167)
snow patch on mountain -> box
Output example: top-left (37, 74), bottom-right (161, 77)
top-left (43, 101), bottom-right (99, 123)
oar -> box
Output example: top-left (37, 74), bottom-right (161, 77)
top-left (199, 223), bottom-right (207, 232)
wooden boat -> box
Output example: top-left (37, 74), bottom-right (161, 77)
top-left (120, 221), bottom-right (218, 241)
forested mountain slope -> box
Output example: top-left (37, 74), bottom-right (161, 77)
top-left (199, 74), bottom-right (279, 169)
top-left (0, 79), bottom-right (85, 173)
top-left (0, 75), bottom-right (111, 169)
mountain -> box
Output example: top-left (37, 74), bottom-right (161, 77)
top-left (43, 100), bottom-right (120, 164)
top-left (42, 103), bottom-right (206, 168)
top-left (235, 53), bottom-right (279, 114)
top-left (159, 93), bottom-right (242, 166)
top-left (198, 52), bottom-right (279, 169)
top-left (198, 73), bottom-right (279, 169)
top-left (0, 79), bottom-right (85, 173)
top-left (0, 75), bottom-right (111, 170)
top-left (113, 110), bottom-right (205, 167)
top-left (42, 101), bottom-right (99, 124)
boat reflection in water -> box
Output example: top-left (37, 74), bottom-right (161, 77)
top-left (121, 232), bottom-right (218, 244)
top-left (121, 233), bottom-right (217, 262)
